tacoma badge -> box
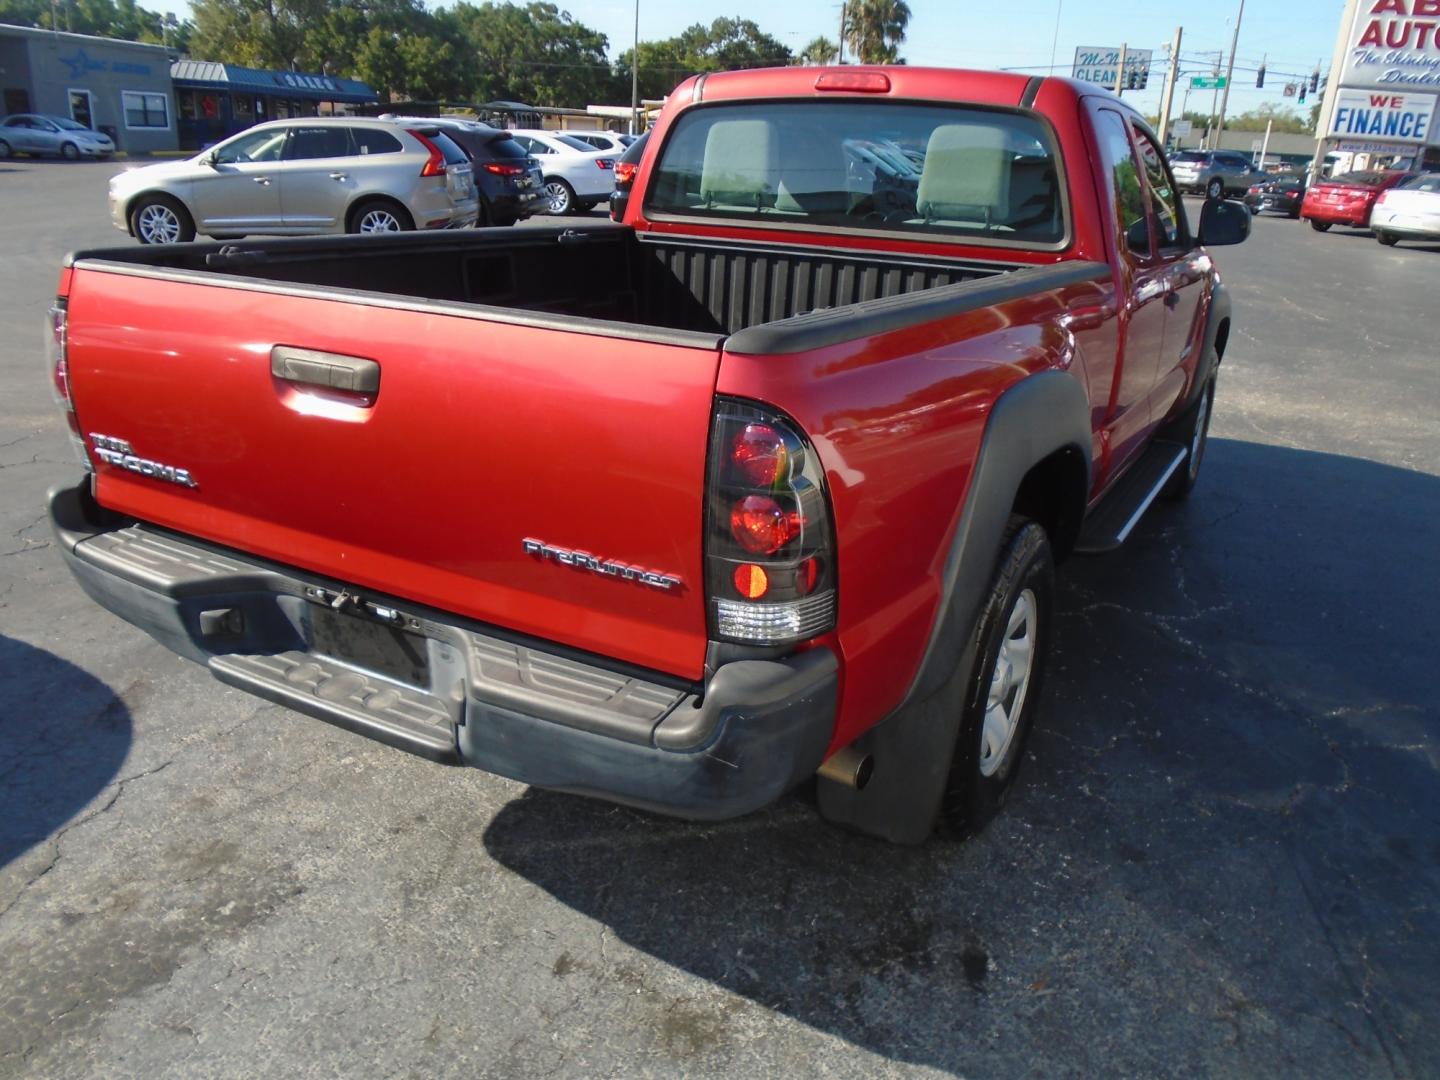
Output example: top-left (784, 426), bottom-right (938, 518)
top-left (89, 433), bottom-right (198, 489)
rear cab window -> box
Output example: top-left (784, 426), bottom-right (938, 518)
top-left (643, 101), bottom-right (1068, 247)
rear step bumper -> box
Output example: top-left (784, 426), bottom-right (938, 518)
top-left (49, 481), bottom-right (837, 821)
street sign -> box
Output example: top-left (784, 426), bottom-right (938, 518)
top-left (1190, 75), bottom-right (1227, 90)
top-left (1172, 119), bottom-right (1193, 137)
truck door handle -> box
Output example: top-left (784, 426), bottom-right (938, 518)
top-left (252, 176), bottom-right (271, 185)
top-left (1061, 303), bottom-right (1115, 332)
top-left (271, 346), bottom-right (380, 394)
top-left (329, 172), bottom-right (348, 181)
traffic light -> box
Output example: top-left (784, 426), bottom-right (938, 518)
top-left (1137, 67), bottom-right (1148, 90)
top-left (1309, 69), bottom-right (1320, 94)
top-left (1127, 69), bottom-right (1139, 90)
top-left (1256, 62), bottom-right (1266, 88)
top-left (1298, 81), bottom-right (1307, 104)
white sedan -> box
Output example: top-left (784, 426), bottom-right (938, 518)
top-left (506, 129), bottom-right (618, 214)
top-left (1372, 173), bottom-right (1440, 246)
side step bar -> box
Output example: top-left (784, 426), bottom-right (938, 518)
top-left (210, 651), bottom-right (461, 763)
top-left (1074, 442), bottom-right (1187, 555)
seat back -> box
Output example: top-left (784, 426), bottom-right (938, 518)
top-left (699, 120), bottom-right (778, 210)
top-left (916, 124), bottom-right (1012, 226)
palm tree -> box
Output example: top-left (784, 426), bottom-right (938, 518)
top-left (843, 0), bottom-right (911, 64)
top-left (796, 36), bottom-right (839, 65)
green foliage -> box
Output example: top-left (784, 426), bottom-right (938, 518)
top-left (616, 17), bottom-right (792, 101)
top-left (1224, 102), bottom-right (1314, 134)
top-left (0, 0), bottom-right (194, 48)
top-left (796, 37), bottom-right (838, 66)
top-left (842, 0), bottom-right (910, 64)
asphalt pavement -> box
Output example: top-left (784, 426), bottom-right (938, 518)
top-left (2, 157), bottom-right (1438, 1078)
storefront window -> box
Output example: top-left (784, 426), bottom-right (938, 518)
top-left (233, 94), bottom-right (253, 121)
top-left (178, 91), bottom-right (196, 121)
top-left (123, 91), bottom-right (170, 129)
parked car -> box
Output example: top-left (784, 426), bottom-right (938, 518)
top-left (107, 118), bottom-right (477, 243)
top-left (1300, 169), bottom-right (1417, 232)
top-left (506, 129), bottom-right (618, 214)
top-left (49, 66), bottom-right (1247, 844)
top-left (567, 131), bottom-right (634, 154)
top-left (380, 115), bottom-right (544, 226)
top-left (1243, 176), bottom-right (1306, 218)
top-left (0, 113), bottom-right (114, 159)
top-left (1370, 172), bottom-right (1440, 245)
top-left (608, 130), bottom-right (648, 221)
top-left (1169, 150), bottom-right (1265, 199)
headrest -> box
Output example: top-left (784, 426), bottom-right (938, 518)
top-left (700, 120), bottom-right (777, 209)
top-left (916, 125), bottom-right (1012, 224)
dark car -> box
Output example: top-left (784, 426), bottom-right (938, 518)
top-left (380, 115), bottom-right (544, 226)
top-left (1244, 176), bottom-right (1307, 218)
top-left (608, 130), bottom-right (648, 221)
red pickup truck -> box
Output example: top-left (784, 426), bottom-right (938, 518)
top-left (48, 67), bottom-right (1248, 843)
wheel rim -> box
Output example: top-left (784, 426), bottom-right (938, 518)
top-left (1208, 180), bottom-right (1222, 198)
top-left (358, 208), bottom-right (402, 233)
top-left (979, 588), bottom-right (1036, 778)
top-left (136, 203), bottom-right (182, 244)
top-left (1189, 387), bottom-right (1211, 480)
top-left (544, 181), bottom-right (570, 213)
top-left (63, 143), bottom-right (78, 160)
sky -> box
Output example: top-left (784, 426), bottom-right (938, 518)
top-left (143, 0), bottom-right (1351, 120)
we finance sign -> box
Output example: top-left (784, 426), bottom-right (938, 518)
top-left (1330, 88), bottom-right (1437, 142)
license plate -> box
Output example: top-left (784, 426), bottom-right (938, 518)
top-left (309, 604), bottom-right (430, 687)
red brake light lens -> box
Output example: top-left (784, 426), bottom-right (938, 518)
top-left (596, 158), bottom-right (614, 169)
top-left (814, 71), bottom-right (891, 93)
top-left (407, 129), bottom-right (447, 177)
top-left (730, 423), bottom-right (791, 487)
top-left (733, 563), bottom-right (769, 600)
top-left (615, 161), bottom-right (639, 185)
top-left (730, 495), bottom-right (804, 555)
top-left (482, 162), bottom-right (525, 176)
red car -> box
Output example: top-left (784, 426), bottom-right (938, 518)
top-left (48, 66), bottom-right (1248, 843)
top-left (1300, 169), bottom-right (1416, 231)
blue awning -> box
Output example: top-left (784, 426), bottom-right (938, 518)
top-left (171, 60), bottom-right (378, 105)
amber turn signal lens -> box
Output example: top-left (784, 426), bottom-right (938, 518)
top-left (733, 563), bottom-right (769, 599)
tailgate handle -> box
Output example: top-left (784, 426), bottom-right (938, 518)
top-left (271, 346), bottom-right (380, 394)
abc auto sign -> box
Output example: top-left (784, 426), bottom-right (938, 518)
top-left (1341, 0), bottom-right (1440, 89)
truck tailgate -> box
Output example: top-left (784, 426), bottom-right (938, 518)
top-left (65, 267), bottom-right (719, 680)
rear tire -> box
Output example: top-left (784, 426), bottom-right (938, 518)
top-left (130, 194), bottom-right (195, 244)
top-left (61, 141), bottom-right (80, 161)
top-left (0, 138), bottom-right (12, 159)
top-left (1310, 219), bottom-right (1331, 232)
top-left (347, 199), bottom-right (413, 234)
top-left (1376, 231), bottom-right (1398, 246)
top-left (543, 178), bottom-right (575, 215)
top-left (939, 518), bottom-right (1054, 839)
top-left (1206, 177), bottom-right (1224, 200)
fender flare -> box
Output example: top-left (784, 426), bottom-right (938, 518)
top-left (1191, 280), bottom-right (1231, 408)
top-left (818, 368), bottom-right (1092, 843)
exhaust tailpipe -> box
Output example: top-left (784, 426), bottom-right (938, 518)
top-left (817, 746), bottom-right (873, 790)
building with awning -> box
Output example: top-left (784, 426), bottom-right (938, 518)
top-left (170, 60), bottom-right (378, 149)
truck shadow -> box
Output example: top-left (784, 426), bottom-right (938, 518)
top-left (483, 439), bottom-right (1440, 1072)
top-left (0, 636), bottom-right (132, 867)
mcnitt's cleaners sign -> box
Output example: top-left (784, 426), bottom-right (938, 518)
top-left (1341, 0), bottom-right (1440, 88)
top-left (1330, 88), bottom-right (1437, 141)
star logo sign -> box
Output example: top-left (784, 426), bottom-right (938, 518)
top-left (59, 50), bottom-right (106, 79)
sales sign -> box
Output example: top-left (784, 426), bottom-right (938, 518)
top-left (1072, 46), bottom-right (1153, 90)
top-left (1329, 88), bottom-right (1437, 142)
top-left (1339, 0), bottom-right (1440, 90)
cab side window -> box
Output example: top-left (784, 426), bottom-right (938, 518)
top-left (284, 126), bottom-right (352, 160)
top-left (1095, 110), bottom-right (1150, 259)
top-left (213, 128), bottom-right (288, 164)
top-left (1131, 123), bottom-right (1189, 251)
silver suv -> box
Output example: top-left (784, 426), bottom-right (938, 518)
top-left (1169, 150), bottom-right (1263, 199)
top-left (108, 118), bottom-right (478, 244)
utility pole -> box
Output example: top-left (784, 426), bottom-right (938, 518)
top-left (1310, 0), bottom-right (1360, 184)
top-left (629, 0), bottom-right (639, 135)
top-left (1206, 51), bottom-right (1223, 147)
top-left (1157, 26), bottom-right (1183, 148)
top-left (837, 2), bottom-right (846, 64)
top-left (1214, 0), bottom-right (1246, 144)
top-left (1114, 43), bottom-right (1128, 97)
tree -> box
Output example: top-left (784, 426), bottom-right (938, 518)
top-left (843, 0), bottom-right (910, 64)
top-left (449, 2), bottom-right (619, 106)
top-left (0, 0), bottom-right (194, 49)
top-left (796, 36), bottom-right (838, 65)
top-left (1223, 102), bottom-right (1314, 134)
top-left (617, 17), bottom-right (792, 101)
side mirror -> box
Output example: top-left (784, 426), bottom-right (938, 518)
top-left (1198, 198), bottom-right (1251, 246)
top-left (1124, 217), bottom-right (1151, 254)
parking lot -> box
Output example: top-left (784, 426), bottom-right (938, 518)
top-left (1, 157), bottom-right (1437, 1078)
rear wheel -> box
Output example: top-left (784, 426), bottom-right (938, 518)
top-left (1310, 219), bottom-right (1332, 232)
top-left (1206, 177), bottom-right (1224, 200)
top-left (348, 199), bottom-right (413, 234)
top-left (0, 138), bottom-right (12, 159)
top-left (543, 178), bottom-right (575, 215)
top-left (1376, 231), bottom-right (1399, 246)
top-left (939, 518), bottom-right (1054, 839)
top-left (131, 195), bottom-right (195, 244)
top-left (1163, 375), bottom-right (1215, 500)
top-left (61, 141), bottom-right (80, 161)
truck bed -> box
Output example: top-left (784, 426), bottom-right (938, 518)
top-left (66, 223), bottom-right (1019, 343)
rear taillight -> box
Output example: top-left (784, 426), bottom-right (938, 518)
top-left (45, 300), bottom-right (92, 472)
top-left (615, 161), bottom-right (639, 187)
top-left (706, 399), bottom-right (836, 645)
top-left (408, 129), bottom-right (447, 177)
top-left (482, 162), bottom-right (526, 176)
top-left (596, 158), bottom-right (614, 170)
